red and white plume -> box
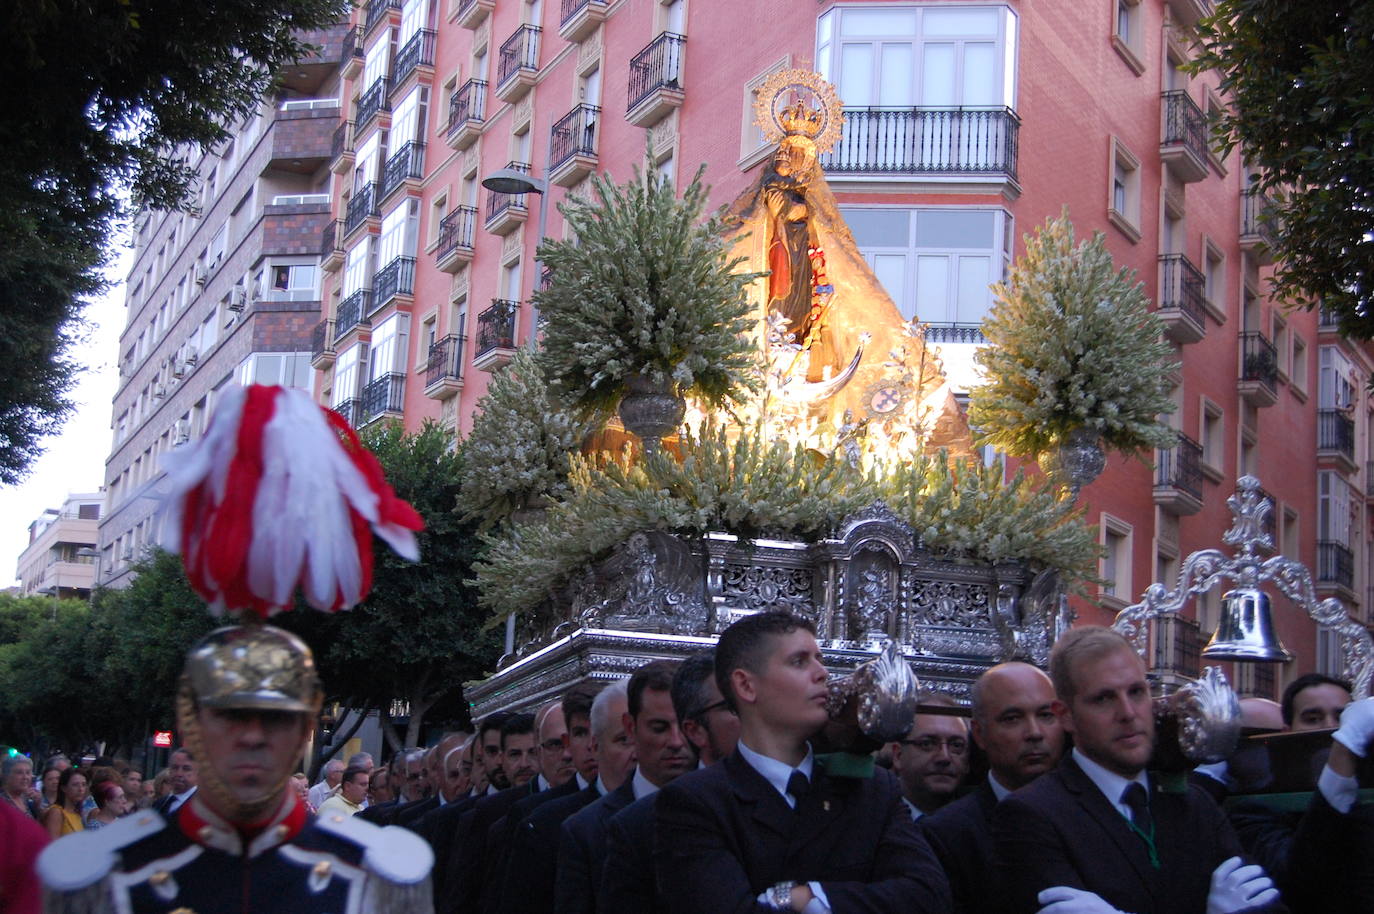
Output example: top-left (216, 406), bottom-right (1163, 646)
top-left (159, 384), bottom-right (424, 618)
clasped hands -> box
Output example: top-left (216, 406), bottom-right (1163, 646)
top-left (1035, 857), bottom-right (1277, 914)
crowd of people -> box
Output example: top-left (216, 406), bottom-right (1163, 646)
top-left (7, 612), bottom-right (1374, 913)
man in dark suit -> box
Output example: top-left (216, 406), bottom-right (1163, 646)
top-left (439, 711), bottom-right (540, 914)
top-left (556, 660), bottom-right (692, 914)
top-left (395, 733), bottom-right (466, 830)
top-left (357, 747), bottom-right (425, 825)
top-left (600, 649), bottom-right (740, 913)
top-left (994, 625), bottom-right (1284, 914)
top-left (655, 611), bottom-right (951, 913)
top-left (890, 691), bottom-right (971, 821)
top-left (923, 661), bottom-right (1064, 914)
top-left (417, 713), bottom-right (510, 897)
top-left (500, 681), bottom-right (634, 914)
top-left (152, 747), bottom-right (197, 817)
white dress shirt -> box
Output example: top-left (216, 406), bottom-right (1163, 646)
top-left (1072, 747), bottom-right (1149, 821)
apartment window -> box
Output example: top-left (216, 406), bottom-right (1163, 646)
top-left (1317, 628), bottom-right (1345, 678)
top-left (1272, 314), bottom-right (1290, 381)
top-left (1100, 516), bottom-right (1132, 605)
top-left (1319, 346), bottom-right (1355, 410)
top-left (1203, 240), bottom-right (1225, 314)
top-left (363, 35), bottom-right (391, 90)
top-left (1200, 399), bottom-right (1224, 476)
top-left (344, 238), bottom-right (374, 296)
top-left (356, 132), bottom-right (384, 190)
top-left (1238, 430), bottom-right (1256, 477)
top-left (237, 352), bottom-right (312, 388)
top-left (369, 313), bottom-right (411, 380)
top-left (392, 85), bottom-right (430, 146)
top-left (421, 314), bottom-right (438, 363)
top-left (1111, 0), bottom-right (1145, 75)
top-left (817, 5), bottom-right (1017, 110)
top-left (400, 0), bottom-right (428, 43)
top-left (842, 206), bottom-right (1010, 326)
top-left (379, 199), bottom-right (420, 267)
top-left (429, 191), bottom-right (448, 248)
top-left (655, 151), bottom-right (675, 183)
top-left (1292, 335), bottom-right (1309, 397)
top-left (1281, 506), bottom-right (1299, 559)
top-left (1319, 471), bottom-right (1357, 554)
top-left (740, 57), bottom-right (792, 165)
top-left (1108, 138), bottom-right (1141, 241)
top-left (267, 263), bottom-right (319, 301)
top-left (333, 343), bottom-right (368, 406)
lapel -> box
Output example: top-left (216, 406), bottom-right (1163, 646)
top-left (605, 778), bottom-right (636, 817)
top-left (787, 764), bottom-right (849, 851)
top-left (725, 752), bottom-right (796, 840)
top-left (973, 780), bottom-right (999, 823)
top-left (1058, 758), bottom-right (1160, 904)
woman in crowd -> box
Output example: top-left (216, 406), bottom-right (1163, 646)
top-left (1, 756), bottom-right (40, 819)
top-left (151, 768), bottom-right (172, 803)
top-left (120, 765), bottom-right (144, 808)
top-left (42, 767), bottom-right (88, 838)
top-left (85, 781), bottom-right (130, 830)
top-left (38, 762), bottom-right (63, 812)
top-left (291, 772), bottom-right (314, 813)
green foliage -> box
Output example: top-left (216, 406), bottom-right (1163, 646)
top-left (1192, 2), bottom-right (1374, 336)
top-left (459, 349), bottom-right (583, 527)
top-left (472, 424), bottom-right (1100, 622)
top-left (970, 211), bottom-right (1178, 459)
top-left (534, 165), bottom-right (762, 415)
top-left (0, 594), bottom-right (98, 751)
top-left (0, 0), bottom-right (347, 482)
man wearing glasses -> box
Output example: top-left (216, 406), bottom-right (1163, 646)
top-left (890, 692), bottom-right (971, 820)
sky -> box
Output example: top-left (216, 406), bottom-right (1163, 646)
top-left (1, 240), bottom-right (132, 588)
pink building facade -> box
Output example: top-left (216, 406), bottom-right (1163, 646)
top-left (301, 0), bottom-right (1371, 694)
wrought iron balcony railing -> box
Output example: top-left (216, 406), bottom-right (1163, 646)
top-left (334, 398), bottom-right (363, 427)
top-left (447, 79), bottom-right (487, 138)
top-left (485, 161), bottom-right (531, 224)
top-left (821, 107), bottom-right (1020, 179)
top-left (426, 334), bottom-right (466, 389)
top-left (1242, 188), bottom-right (1277, 247)
top-left (331, 121), bottom-right (355, 164)
top-left (1152, 614), bottom-right (1202, 680)
top-left (344, 182), bottom-right (379, 235)
top-left (335, 289), bottom-right (373, 339)
top-left (380, 141), bottom-right (425, 199)
top-left (560, 0), bottom-right (599, 25)
top-left (374, 255), bottom-right (417, 307)
top-left (394, 28), bottom-right (437, 86)
top-left (319, 219), bottom-right (344, 259)
top-left (497, 25), bottom-right (541, 89)
top-left (361, 372), bottom-right (406, 423)
top-left (1155, 433), bottom-right (1204, 501)
top-left (357, 77), bottom-right (391, 130)
top-left (550, 104), bottom-right (599, 172)
top-left (364, 0), bottom-right (400, 35)
top-left (437, 206), bottom-right (477, 260)
top-left (1239, 331), bottom-right (1278, 393)
top-left (1161, 90), bottom-right (1208, 164)
top-left (477, 299), bottom-right (519, 356)
top-left (1157, 253), bottom-right (1207, 326)
top-left (1318, 408), bottom-right (1355, 460)
top-left (627, 32), bottom-right (684, 113)
top-left (922, 323), bottom-right (987, 345)
top-left (1317, 540), bottom-right (1355, 589)
top-left (340, 26), bottom-right (363, 68)
top-left (311, 319), bottom-right (336, 361)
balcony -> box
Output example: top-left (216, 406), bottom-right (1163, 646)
top-left (1318, 408), bottom-right (1357, 472)
top-left (380, 141), bottom-right (425, 202)
top-left (1239, 188), bottom-right (1277, 265)
top-left (457, 0), bottom-right (495, 29)
top-left (311, 319), bottom-right (337, 369)
top-left (425, 334), bottom-right (466, 399)
top-left (1160, 90), bottom-right (1209, 183)
top-left (1237, 331), bottom-right (1279, 407)
top-left (344, 182), bottom-right (380, 238)
top-left (821, 107), bottom-right (1020, 184)
top-left (549, 104), bottom-right (600, 187)
top-left (373, 255), bottom-right (417, 311)
top-left (341, 26), bottom-right (365, 79)
top-left (923, 324), bottom-right (987, 344)
top-left (1166, 0), bottom-right (1214, 28)
top-left (335, 289), bottom-right (374, 340)
top-left (1317, 540), bottom-right (1355, 592)
top-left (484, 161), bottom-right (531, 235)
top-left (474, 299), bottom-right (520, 371)
top-left (364, 0), bottom-right (401, 37)
top-left (1156, 254), bottom-right (1207, 344)
top-left (560, 0), bottom-right (608, 41)
top-left (320, 219), bottom-right (345, 272)
top-left (361, 372), bottom-right (406, 424)
top-left (394, 28), bottom-right (437, 91)
top-left (334, 398), bottom-right (363, 428)
top-left (330, 120), bottom-right (356, 175)
top-left (1153, 433), bottom-right (1204, 516)
top-left (626, 32), bottom-right (684, 127)
top-left (436, 205), bottom-right (477, 273)
top-left (357, 77), bottom-right (391, 133)
top-left (445, 78), bottom-right (487, 151)
top-left (496, 25), bottom-right (540, 103)
top-left (1319, 305), bottom-right (1343, 332)
top-left (1152, 615), bottom-right (1202, 685)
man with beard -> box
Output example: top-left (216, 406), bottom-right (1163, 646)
top-left (994, 626), bottom-right (1284, 914)
top-left (37, 625), bottom-right (432, 913)
top-left (654, 612), bottom-right (950, 913)
top-left (923, 662), bottom-right (1064, 914)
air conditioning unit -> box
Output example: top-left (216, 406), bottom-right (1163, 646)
top-left (173, 419), bottom-right (192, 445)
top-left (120, 546), bottom-right (134, 561)
top-left (184, 349), bottom-right (199, 366)
top-left (194, 267), bottom-right (209, 286)
top-left (171, 360), bottom-right (186, 379)
top-left (228, 285), bottom-right (247, 312)
top-left (153, 383), bottom-right (168, 400)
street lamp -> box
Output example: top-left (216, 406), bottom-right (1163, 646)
top-left (480, 167), bottom-right (549, 349)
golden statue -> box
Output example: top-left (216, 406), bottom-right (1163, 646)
top-left (724, 70), bottom-right (975, 464)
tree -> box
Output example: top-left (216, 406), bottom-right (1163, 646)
top-left (0, 594), bottom-right (101, 754)
top-left (1193, 1), bottom-right (1374, 335)
top-left (0, 0), bottom-right (347, 482)
top-left (969, 211), bottom-right (1178, 461)
top-left (278, 421), bottom-right (501, 752)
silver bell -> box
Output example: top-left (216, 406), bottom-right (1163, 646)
top-left (1201, 587), bottom-right (1293, 663)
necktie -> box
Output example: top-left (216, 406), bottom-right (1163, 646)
top-left (786, 770), bottom-right (810, 805)
top-left (1121, 782), bottom-right (1159, 868)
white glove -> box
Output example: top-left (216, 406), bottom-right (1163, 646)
top-left (1036, 886), bottom-right (1129, 914)
top-left (1206, 857), bottom-right (1279, 914)
top-left (1332, 696), bottom-right (1374, 757)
